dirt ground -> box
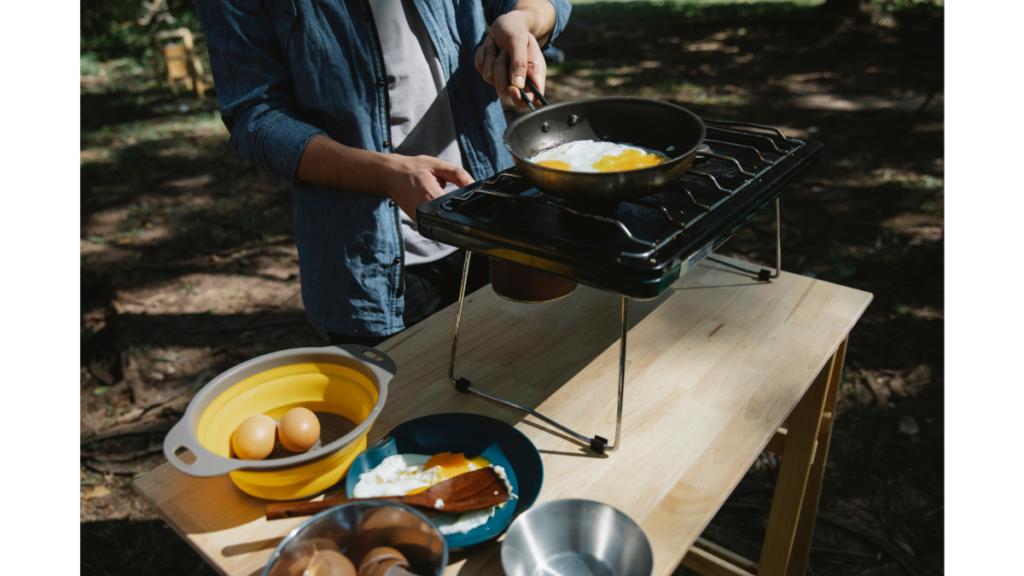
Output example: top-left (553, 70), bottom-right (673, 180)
top-left (80, 3), bottom-right (943, 575)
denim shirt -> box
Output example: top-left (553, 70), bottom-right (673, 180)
top-left (196, 0), bottom-right (571, 337)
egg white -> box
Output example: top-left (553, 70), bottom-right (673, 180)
top-left (352, 454), bottom-right (439, 498)
top-left (352, 455), bottom-right (517, 536)
top-left (528, 140), bottom-right (667, 172)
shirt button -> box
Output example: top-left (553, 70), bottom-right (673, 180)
top-left (388, 200), bottom-right (396, 207)
top-left (393, 256), bottom-right (402, 265)
top-left (362, 13), bottom-right (369, 22)
top-left (377, 78), bottom-right (386, 87)
top-left (382, 140), bottom-right (390, 148)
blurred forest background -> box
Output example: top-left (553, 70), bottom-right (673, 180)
top-left (80, 1), bottom-right (944, 574)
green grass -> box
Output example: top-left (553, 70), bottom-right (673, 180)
top-left (82, 110), bottom-right (226, 151)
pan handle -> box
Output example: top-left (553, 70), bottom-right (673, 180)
top-left (516, 76), bottom-right (549, 111)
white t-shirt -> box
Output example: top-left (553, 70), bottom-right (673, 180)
top-left (370, 0), bottom-right (462, 266)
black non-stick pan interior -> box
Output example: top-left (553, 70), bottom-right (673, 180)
top-left (503, 97), bottom-right (706, 202)
top-left (505, 99), bottom-right (701, 160)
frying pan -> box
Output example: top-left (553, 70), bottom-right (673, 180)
top-left (503, 78), bottom-right (706, 203)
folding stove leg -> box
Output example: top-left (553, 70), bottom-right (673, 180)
top-left (448, 251), bottom-right (626, 454)
top-left (707, 197), bottom-right (782, 281)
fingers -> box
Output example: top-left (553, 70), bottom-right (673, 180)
top-left (500, 48), bottom-right (545, 109)
top-left (526, 35), bottom-right (546, 98)
top-left (393, 177), bottom-right (442, 224)
top-left (427, 157), bottom-right (475, 188)
top-left (493, 49), bottom-right (512, 103)
top-left (477, 14), bottom-right (549, 108)
top-left (490, 34), bottom-right (545, 108)
top-left (476, 36), bottom-right (498, 86)
top-left (389, 156), bottom-right (472, 222)
top-left (505, 30), bottom-right (529, 93)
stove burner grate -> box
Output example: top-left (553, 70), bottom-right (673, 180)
top-left (434, 120), bottom-right (811, 268)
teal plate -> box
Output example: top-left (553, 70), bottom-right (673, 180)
top-left (345, 413), bottom-right (544, 548)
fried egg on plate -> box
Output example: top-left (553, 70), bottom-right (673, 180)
top-left (352, 452), bottom-right (515, 535)
top-left (528, 139), bottom-right (669, 173)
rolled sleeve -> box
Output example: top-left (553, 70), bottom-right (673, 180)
top-left (229, 103), bottom-right (325, 184)
top-left (484, 0), bottom-right (573, 46)
top-left (547, 0), bottom-right (572, 44)
top-left (196, 0), bottom-right (325, 183)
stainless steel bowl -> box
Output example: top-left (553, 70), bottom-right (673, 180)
top-left (501, 499), bottom-right (654, 576)
top-left (263, 501), bottom-right (448, 576)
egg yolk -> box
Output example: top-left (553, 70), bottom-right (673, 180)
top-left (406, 452), bottom-right (489, 494)
top-left (537, 160), bottom-right (571, 170)
top-left (535, 150), bottom-right (667, 172)
top-left (592, 149), bottom-right (667, 172)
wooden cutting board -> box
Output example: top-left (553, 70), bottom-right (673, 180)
top-left (133, 255), bottom-right (872, 576)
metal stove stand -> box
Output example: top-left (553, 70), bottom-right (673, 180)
top-left (446, 120), bottom-right (807, 454)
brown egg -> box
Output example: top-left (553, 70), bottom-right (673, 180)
top-left (278, 407), bottom-right (321, 452)
top-left (304, 549), bottom-right (356, 576)
top-left (358, 507), bottom-right (424, 533)
top-left (231, 414), bottom-right (276, 460)
top-left (358, 546), bottom-right (409, 576)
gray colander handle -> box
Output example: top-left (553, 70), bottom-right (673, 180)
top-left (163, 418), bottom-right (246, 477)
top-left (334, 343), bottom-right (398, 378)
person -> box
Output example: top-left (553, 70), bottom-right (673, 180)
top-left (196, 0), bottom-right (572, 347)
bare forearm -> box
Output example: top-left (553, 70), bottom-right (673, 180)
top-left (295, 135), bottom-right (474, 222)
top-left (511, 0), bottom-right (557, 46)
top-left (296, 135), bottom-right (393, 195)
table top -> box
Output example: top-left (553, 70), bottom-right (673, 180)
top-left (133, 255), bottom-right (872, 576)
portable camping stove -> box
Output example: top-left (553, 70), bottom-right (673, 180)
top-left (417, 120), bottom-right (823, 453)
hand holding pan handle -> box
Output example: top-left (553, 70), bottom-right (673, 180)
top-left (517, 76), bottom-right (549, 112)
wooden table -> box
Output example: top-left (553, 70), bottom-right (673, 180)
top-left (134, 255), bottom-right (871, 576)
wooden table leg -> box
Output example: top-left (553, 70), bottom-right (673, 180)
top-left (757, 337), bottom-right (845, 576)
top-left (680, 337), bottom-right (850, 576)
top-left (682, 538), bottom-right (758, 576)
top-left (783, 337), bottom-right (847, 575)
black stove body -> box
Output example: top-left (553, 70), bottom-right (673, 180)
top-left (417, 121), bottom-right (823, 299)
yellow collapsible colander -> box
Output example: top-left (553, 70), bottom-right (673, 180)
top-left (163, 345), bottom-right (394, 500)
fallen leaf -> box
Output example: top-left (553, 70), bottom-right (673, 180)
top-left (83, 485), bottom-right (111, 500)
top-left (906, 364), bottom-right (933, 393)
top-left (162, 174), bottom-right (213, 190)
top-left (899, 415), bottom-right (920, 435)
top-left (863, 371), bottom-right (891, 405)
top-left (892, 531), bottom-right (915, 556)
top-left (889, 375), bottom-right (909, 398)
top-left (92, 385), bottom-right (110, 396)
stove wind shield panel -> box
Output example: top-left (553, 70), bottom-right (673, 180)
top-left (417, 121), bottom-right (823, 298)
